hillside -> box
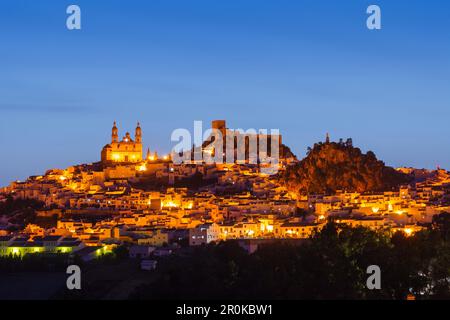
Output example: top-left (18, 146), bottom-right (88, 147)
top-left (281, 139), bottom-right (411, 194)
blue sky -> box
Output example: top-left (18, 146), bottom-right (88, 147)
top-left (0, 0), bottom-right (449, 186)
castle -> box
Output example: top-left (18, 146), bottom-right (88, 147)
top-left (205, 120), bottom-right (283, 161)
top-left (101, 122), bottom-right (143, 163)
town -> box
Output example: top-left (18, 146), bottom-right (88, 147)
top-left (1, 120), bottom-right (449, 263)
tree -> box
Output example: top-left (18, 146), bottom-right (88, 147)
top-left (346, 138), bottom-right (353, 147)
top-left (433, 212), bottom-right (450, 240)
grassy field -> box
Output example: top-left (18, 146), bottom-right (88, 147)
top-left (0, 259), bottom-right (157, 300)
top-left (0, 272), bottom-right (66, 300)
top-left (53, 259), bottom-right (157, 300)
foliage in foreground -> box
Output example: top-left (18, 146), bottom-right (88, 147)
top-left (131, 220), bottom-right (450, 300)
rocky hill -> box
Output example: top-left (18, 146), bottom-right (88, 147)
top-left (281, 139), bottom-right (411, 194)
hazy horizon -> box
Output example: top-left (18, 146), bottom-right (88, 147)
top-left (0, 118), bottom-right (444, 187)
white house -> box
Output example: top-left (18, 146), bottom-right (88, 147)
top-left (189, 223), bottom-right (220, 246)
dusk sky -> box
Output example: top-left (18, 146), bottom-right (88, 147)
top-left (0, 0), bottom-right (449, 186)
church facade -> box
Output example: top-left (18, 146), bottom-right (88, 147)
top-left (101, 122), bottom-right (143, 163)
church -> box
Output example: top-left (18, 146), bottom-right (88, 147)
top-left (101, 122), bottom-right (143, 163)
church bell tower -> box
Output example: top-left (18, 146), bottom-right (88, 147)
top-left (112, 121), bottom-right (119, 143)
top-left (135, 122), bottom-right (142, 144)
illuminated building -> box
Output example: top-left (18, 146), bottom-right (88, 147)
top-left (0, 236), bottom-right (85, 256)
top-left (204, 120), bottom-right (283, 164)
top-left (101, 121), bottom-right (143, 163)
top-left (189, 223), bottom-right (220, 246)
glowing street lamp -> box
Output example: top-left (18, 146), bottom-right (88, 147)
top-left (404, 228), bottom-right (413, 236)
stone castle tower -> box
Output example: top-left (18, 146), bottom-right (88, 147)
top-left (101, 122), bottom-right (143, 163)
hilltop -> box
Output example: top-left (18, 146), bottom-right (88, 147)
top-left (281, 138), bottom-right (412, 194)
